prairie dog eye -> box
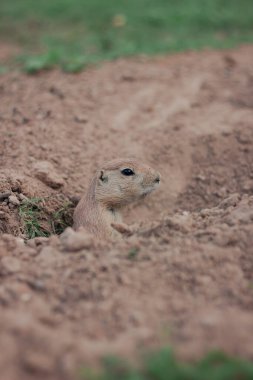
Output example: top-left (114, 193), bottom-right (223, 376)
top-left (121, 168), bottom-right (135, 176)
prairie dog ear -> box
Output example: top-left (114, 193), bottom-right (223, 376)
top-left (99, 170), bottom-right (108, 183)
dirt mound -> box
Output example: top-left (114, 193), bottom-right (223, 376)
top-left (0, 45), bottom-right (253, 379)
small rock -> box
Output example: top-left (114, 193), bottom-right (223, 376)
top-left (27, 279), bottom-right (46, 292)
top-left (49, 85), bottom-right (64, 99)
top-left (214, 187), bottom-right (228, 198)
top-left (22, 351), bottom-right (55, 374)
top-left (0, 286), bottom-right (11, 305)
top-left (194, 174), bottom-right (206, 182)
top-left (242, 180), bottom-right (253, 192)
top-left (121, 74), bottom-right (136, 82)
top-left (236, 132), bottom-right (251, 145)
top-left (18, 193), bottom-right (28, 201)
top-left (0, 191), bottom-right (11, 201)
top-left (26, 239), bottom-right (36, 248)
top-left (20, 293), bottom-right (32, 302)
top-left (1, 234), bottom-right (25, 249)
top-left (1, 256), bottom-right (21, 273)
top-left (48, 234), bottom-right (61, 248)
top-left (68, 195), bottom-right (80, 206)
top-left (221, 130), bottom-right (231, 137)
top-left (218, 193), bottom-right (241, 209)
top-left (74, 115), bottom-right (88, 123)
top-left (117, 272), bottom-right (131, 285)
top-left (200, 208), bottom-right (211, 217)
top-left (33, 160), bottom-right (64, 189)
top-left (37, 246), bottom-right (60, 265)
top-left (27, 237), bottom-right (49, 248)
top-left (12, 107), bottom-right (30, 125)
top-left (223, 55), bottom-right (237, 71)
top-left (129, 311), bottom-right (142, 325)
top-left (60, 227), bottom-right (94, 252)
top-left (8, 194), bottom-right (20, 206)
top-left (226, 203), bottom-right (253, 225)
top-left (0, 211), bottom-right (6, 218)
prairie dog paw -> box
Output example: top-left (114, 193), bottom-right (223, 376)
top-left (111, 223), bottom-right (135, 236)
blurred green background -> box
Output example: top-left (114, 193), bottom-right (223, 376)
top-left (0, 0), bottom-right (252, 72)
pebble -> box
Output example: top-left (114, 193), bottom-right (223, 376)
top-left (74, 114), bottom-right (88, 123)
top-left (218, 193), bottom-right (241, 209)
top-left (27, 279), bottom-right (46, 292)
top-left (0, 191), bottom-right (11, 201)
top-left (242, 180), bottom-right (253, 192)
top-left (8, 194), bottom-right (20, 206)
top-left (60, 227), bottom-right (94, 252)
top-left (37, 246), bottom-right (60, 265)
top-left (18, 193), bottom-right (28, 201)
top-left (1, 256), bottom-right (21, 273)
top-left (20, 293), bottom-right (32, 302)
top-left (68, 195), bottom-right (81, 205)
top-left (0, 211), bottom-right (6, 218)
top-left (33, 160), bottom-right (64, 189)
top-left (22, 351), bottom-right (55, 374)
top-left (27, 237), bottom-right (49, 248)
top-left (194, 174), bottom-right (206, 181)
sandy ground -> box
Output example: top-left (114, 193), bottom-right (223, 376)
top-left (0, 45), bottom-right (253, 379)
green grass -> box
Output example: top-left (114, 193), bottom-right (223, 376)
top-left (80, 348), bottom-right (253, 380)
top-left (0, 0), bottom-right (253, 72)
top-left (50, 201), bottom-right (74, 235)
top-left (19, 197), bottom-right (73, 239)
top-left (128, 247), bottom-right (140, 259)
top-left (19, 198), bottom-right (50, 239)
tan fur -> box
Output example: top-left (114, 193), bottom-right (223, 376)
top-left (73, 158), bottom-right (161, 240)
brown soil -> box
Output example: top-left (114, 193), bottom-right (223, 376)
top-left (0, 42), bottom-right (21, 65)
top-left (0, 45), bottom-right (253, 379)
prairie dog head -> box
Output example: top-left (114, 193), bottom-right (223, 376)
top-left (95, 158), bottom-right (161, 208)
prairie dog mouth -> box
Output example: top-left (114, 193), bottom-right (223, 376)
top-left (141, 186), bottom-right (156, 198)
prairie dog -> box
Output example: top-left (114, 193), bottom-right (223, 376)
top-left (73, 158), bottom-right (160, 240)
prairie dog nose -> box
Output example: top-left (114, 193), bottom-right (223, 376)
top-left (154, 173), bottom-right (161, 183)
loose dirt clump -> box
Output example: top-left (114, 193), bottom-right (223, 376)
top-left (0, 45), bottom-right (253, 379)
